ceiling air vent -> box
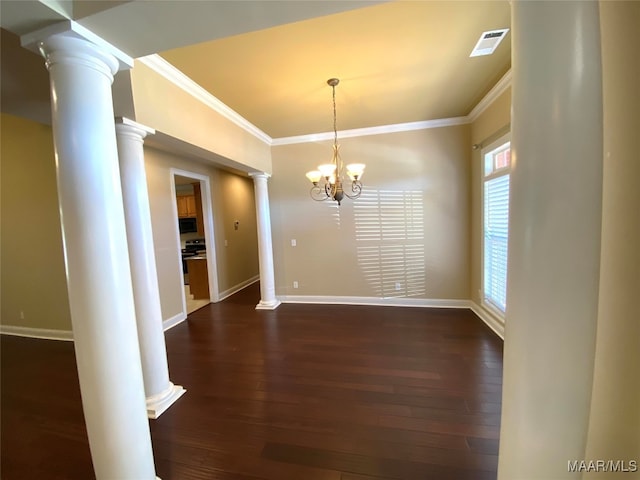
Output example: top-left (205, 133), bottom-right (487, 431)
top-left (470, 29), bottom-right (509, 57)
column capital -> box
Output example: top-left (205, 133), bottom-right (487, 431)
top-left (249, 172), bottom-right (271, 181)
top-left (21, 20), bottom-right (133, 75)
top-left (115, 117), bottom-right (156, 141)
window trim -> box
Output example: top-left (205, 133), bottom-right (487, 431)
top-left (480, 132), bottom-right (511, 318)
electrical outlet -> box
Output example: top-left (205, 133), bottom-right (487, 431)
top-left (224, 239), bottom-right (228, 247)
top-left (291, 239), bottom-right (297, 247)
top-left (395, 282), bottom-right (401, 291)
top-left (19, 310), bottom-right (24, 320)
top-left (293, 281), bottom-right (299, 289)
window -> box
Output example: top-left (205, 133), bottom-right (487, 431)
top-left (482, 135), bottom-right (511, 314)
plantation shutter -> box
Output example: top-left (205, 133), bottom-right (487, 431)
top-left (483, 174), bottom-right (510, 312)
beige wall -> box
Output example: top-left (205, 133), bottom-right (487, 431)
top-left (0, 113), bottom-right (72, 331)
top-left (471, 88), bottom-right (511, 147)
top-left (270, 125), bottom-right (471, 300)
top-left (0, 113), bottom-right (259, 333)
top-left (470, 88), bottom-right (511, 306)
top-left (144, 147), bottom-right (259, 320)
top-left (130, 61), bottom-right (272, 174)
top-left (584, 2), bottom-right (640, 476)
top-left (215, 169), bottom-right (259, 292)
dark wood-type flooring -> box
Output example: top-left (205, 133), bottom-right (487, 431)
top-left (1, 283), bottom-right (503, 479)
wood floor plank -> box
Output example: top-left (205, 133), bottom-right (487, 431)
top-left (466, 436), bottom-right (501, 455)
top-left (262, 442), bottom-right (496, 480)
top-left (341, 474), bottom-right (398, 480)
top-left (1, 282), bottom-right (503, 479)
top-left (378, 414), bottom-right (501, 439)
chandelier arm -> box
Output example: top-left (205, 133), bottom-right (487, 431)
top-left (343, 181), bottom-right (363, 200)
top-left (310, 185), bottom-right (330, 201)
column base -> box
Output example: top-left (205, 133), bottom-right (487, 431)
top-left (146, 382), bottom-right (186, 419)
top-left (255, 299), bottom-right (281, 310)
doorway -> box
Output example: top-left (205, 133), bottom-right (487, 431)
top-left (170, 169), bottom-right (220, 315)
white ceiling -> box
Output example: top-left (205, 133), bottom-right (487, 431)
top-left (1, 1), bottom-right (511, 139)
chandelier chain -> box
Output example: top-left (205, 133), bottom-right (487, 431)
top-left (332, 84), bottom-right (338, 147)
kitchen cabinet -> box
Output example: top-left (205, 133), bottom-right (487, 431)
top-left (186, 257), bottom-right (209, 299)
top-left (193, 183), bottom-right (204, 236)
top-left (176, 182), bottom-right (204, 235)
top-left (176, 194), bottom-right (197, 218)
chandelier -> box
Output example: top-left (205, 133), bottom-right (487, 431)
top-left (305, 78), bottom-right (365, 205)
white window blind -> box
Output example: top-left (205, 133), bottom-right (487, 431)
top-left (483, 138), bottom-right (510, 314)
top-left (484, 175), bottom-right (509, 311)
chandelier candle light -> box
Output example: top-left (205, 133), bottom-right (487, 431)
top-left (305, 78), bottom-right (365, 205)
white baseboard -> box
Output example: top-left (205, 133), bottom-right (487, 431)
top-left (0, 298), bottom-right (504, 343)
top-left (2, 313), bottom-right (190, 339)
top-left (0, 325), bottom-right (74, 341)
top-left (218, 275), bottom-right (259, 301)
top-left (279, 296), bottom-right (504, 340)
top-left (279, 295), bottom-right (470, 309)
top-left (163, 312), bottom-right (187, 332)
top-left (469, 301), bottom-right (505, 339)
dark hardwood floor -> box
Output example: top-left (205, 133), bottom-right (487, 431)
top-left (1, 283), bottom-right (503, 479)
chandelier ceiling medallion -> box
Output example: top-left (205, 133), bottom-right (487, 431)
top-left (305, 78), bottom-right (365, 205)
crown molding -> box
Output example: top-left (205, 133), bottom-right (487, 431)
top-left (137, 54), bottom-right (272, 144)
top-left (467, 69), bottom-right (512, 122)
top-left (271, 116), bottom-right (470, 146)
top-left (140, 53), bottom-right (510, 146)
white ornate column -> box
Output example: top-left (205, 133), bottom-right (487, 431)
top-left (115, 117), bottom-right (186, 419)
top-left (498, 2), bottom-right (603, 479)
top-left (21, 22), bottom-right (157, 479)
top-left (249, 172), bottom-right (281, 309)
top-left (584, 2), bottom-right (640, 472)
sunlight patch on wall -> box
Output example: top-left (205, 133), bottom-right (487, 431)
top-left (354, 190), bottom-right (426, 297)
top-left (325, 200), bottom-right (341, 228)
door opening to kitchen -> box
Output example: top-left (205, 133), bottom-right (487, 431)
top-left (174, 173), bottom-right (214, 314)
